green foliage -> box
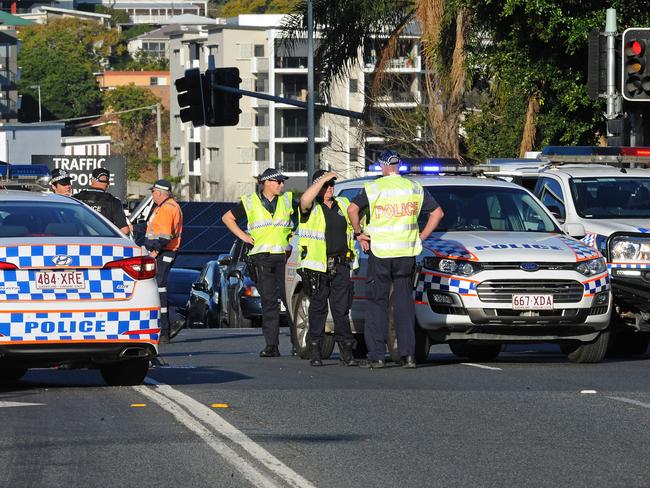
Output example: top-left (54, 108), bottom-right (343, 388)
top-left (220, 0), bottom-right (300, 16)
top-left (103, 84), bottom-right (160, 129)
top-left (121, 50), bottom-right (169, 71)
top-left (17, 18), bottom-right (122, 119)
top-left (461, 0), bottom-right (650, 158)
top-left (120, 24), bottom-right (157, 41)
top-left (95, 5), bottom-right (130, 25)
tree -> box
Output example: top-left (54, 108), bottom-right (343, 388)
top-left (18, 18), bottom-right (122, 120)
top-left (102, 84), bottom-right (165, 180)
top-left (283, 0), bottom-right (469, 158)
top-left (220, 0), bottom-right (299, 16)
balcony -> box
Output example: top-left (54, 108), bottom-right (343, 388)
top-left (252, 126), bottom-right (270, 142)
top-left (274, 56), bottom-right (308, 72)
top-left (251, 96), bottom-right (269, 108)
top-left (251, 57), bottom-right (269, 73)
top-left (0, 70), bottom-right (16, 88)
top-left (275, 126), bottom-right (330, 143)
top-left (363, 56), bottom-right (420, 72)
top-left (372, 91), bottom-right (420, 107)
top-left (0, 99), bottom-right (18, 118)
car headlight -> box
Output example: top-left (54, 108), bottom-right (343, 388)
top-left (423, 257), bottom-right (481, 277)
top-left (576, 257), bottom-right (607, 276)
top-left (243, 286), bottom-right (260, 297)
top-left (611, 236), bottom-right (650, 262)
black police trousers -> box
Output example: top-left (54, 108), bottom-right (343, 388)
top-left (364, 252), bottom-right (416, 361)
top-left (155, 250), bottom-right (177, 334)
top-left (307, 262), bottom-right (354, 343)
top-left (253, 253), bottom-right (293, 346)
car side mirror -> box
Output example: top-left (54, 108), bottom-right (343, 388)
top-left (228, 269), bottom-right (242, 280)
top-left (191, 281), bottom-right (207, 292)
top-left (218, 256), bottom-right (232, 266)
top-left (564, 222), bottom-right (585, 237)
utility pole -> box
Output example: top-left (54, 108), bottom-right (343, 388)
top-left (156, 103), bottom-right (163, 179)
top-left (605, 8), bottom-right (619, 123)
top-left (306, 0), bottom-right (315, 182)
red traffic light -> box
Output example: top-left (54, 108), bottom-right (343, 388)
top-left (622, 28), bottom-right (650, 101)
top-left (626, 40), bottom-right (645, 57)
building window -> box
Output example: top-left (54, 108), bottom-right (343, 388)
top-left (150, 77), bottom-right (158, 86)
top-left (254, 44), bottom-right (264, 57)
top-left (349, 79), bottom-right (358, 93)
top-left (349, 147), bottom-right (358, 162)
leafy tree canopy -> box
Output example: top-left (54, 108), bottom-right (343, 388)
top-left (220, 0), bottom-right (299, 17)
top-left (103, 83), bottom-right (160, 129)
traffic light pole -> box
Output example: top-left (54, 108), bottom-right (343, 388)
top-left (211, 84), bottom-right (365, 120)
top-left (605, 8), bottom-right (620, 122)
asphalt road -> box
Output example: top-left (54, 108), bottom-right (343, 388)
top-left (2, 328), bottom-right (649, 488)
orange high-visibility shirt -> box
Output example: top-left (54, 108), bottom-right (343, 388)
top-left (146, 198), bottom-right (183, 251)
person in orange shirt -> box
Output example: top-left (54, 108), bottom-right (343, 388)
top-left (145, 179), bottom-right (184, 343)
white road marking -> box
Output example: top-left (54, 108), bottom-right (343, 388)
top-left (607, 396), bottom-right (650, 409)
top-left (136, 378), bottom-right (318, 488)
top-left (460, 363), bottom-right (502, 371)
top-left (580, 390), bottom-right (597, 394)
top-left (0, 401), bottom-right (45, 408)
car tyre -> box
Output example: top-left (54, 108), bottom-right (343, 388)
top-left (567, 329), bottom-right (610, 363)
top-left (611, 330), bottom-right (650, 356)
top-left (0, 367), bottom-right (27, 385)
top-left (386, 290), bottom-right (401, 363)
top-left (414, 324), bottom-right (431, 363)
top-left (292, 288), bottom-right (310, 359)
top-left (100, 358), bottom-right (149, 386)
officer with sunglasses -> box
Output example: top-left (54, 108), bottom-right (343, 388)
top-left (222, 168), bottom-right (299, 357)
top-left (298, 169), bottom-right (358, 367)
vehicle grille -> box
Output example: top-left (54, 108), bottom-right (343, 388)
top-left (476, 280), bottom-right (584, 303)
top-left (480, 262), bottom-right (576, 271)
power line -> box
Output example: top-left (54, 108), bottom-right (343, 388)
top-left (45, 104), bottom-right (159, 123)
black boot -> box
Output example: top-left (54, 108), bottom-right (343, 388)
top-left (309, 341), bottom-right (323, 367)
top-left (339, 340), bottom-right (358, 366)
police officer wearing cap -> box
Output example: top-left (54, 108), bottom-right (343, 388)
top-left (49, 168), bottom-right (73, 196)
top-left (222, 168), bottom-right (299, 357)
top-left (298, 169), bottom-right (358, 367)
top-left (145, 179), bottom-right (184, 342)
top-left (348, 150), bottom-right (444, 368)
top-left (75, 168), bottom-right (130, 235)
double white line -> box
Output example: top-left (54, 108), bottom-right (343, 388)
top-left (134, 379), bottom-right (317, 488)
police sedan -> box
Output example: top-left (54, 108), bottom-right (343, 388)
top-left (0, 191), bottom-right (160, 385)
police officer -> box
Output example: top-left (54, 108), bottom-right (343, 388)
top-left (222, 168), bottom-right (299, 357)
top-left (49, 168), bottom-right (73, 196)
top-left (75, 168), bottom-right (130, 235)
top-left (348, 150), bottom-right (444, 368)
top-left (298, 169), bottom-right (358, 367)
top-left (144, 179), bottom-right (184, 343)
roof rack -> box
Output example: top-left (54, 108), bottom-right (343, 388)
top-left (0, 164), bottom-right (51, 191)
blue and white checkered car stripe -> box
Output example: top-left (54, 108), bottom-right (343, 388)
top-left (0, 308), bottom-right (160, 342)
top-left (557, 235), bottom-right (600, 261)
top-left (0, 244), bottom-right (139, 268)
top-left (582, 273), bottom-right (610, 296)
top-left (424, 238), bottom-right (478, 260)
top-left (414, 271), bottom-right (478, 301)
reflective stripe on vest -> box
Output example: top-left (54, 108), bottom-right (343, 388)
top-left (242, 191), bottom-right (294, 255)
top-left (145, 198), bottom-right (183, 251)
top-left (365, 175), bottom-right (423, 258)
top-left (297, 196), bottom-right (357, 272)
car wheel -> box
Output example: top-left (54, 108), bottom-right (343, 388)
top-left (0, 367), bottom-right (27, 385)
top-left (567, 329), bottom-right (610, 363)
top-left (291, 289), bottom-right (310, 359)
top-left (414, 324), bottom-right (431, 363)
top-left (100, 358), bottom-right (149, 386)
top-left (449, 343), bottom-right (501, 362)
top-left (229, 300), bottom-right (252, 328)
top-left (611, 330), bottom-right (650, 356)
top-left (321, 334), bottom-right (335, 359)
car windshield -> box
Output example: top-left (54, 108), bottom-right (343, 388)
top-left (424, 185), bottom-right (560, 233)
top-left (569, 177), bottom-right (650, 218)
top-left (0, 200), bottom-right (121, 237)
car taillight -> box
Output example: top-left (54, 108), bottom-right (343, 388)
top-left (103, 256), bottom-right (156, 280)
top-left (0, 261), bottom-right (17, 270)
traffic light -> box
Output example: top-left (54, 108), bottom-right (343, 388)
top-left (175, 68), bottom-right (208, 126)
top-left (207, 67), bottom-right (242, 127)
top-left (606, 117), bottom-right (630, 146)
top-left (622, 27), bottom-right (650, 101)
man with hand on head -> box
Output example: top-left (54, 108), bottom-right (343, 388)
top-left (222, 168), bottom-right (299, 357)
top-left (49, 168), bottom-right (73, 196)
top-left (348, 150), bottom-right (444, 369)
top-left (75, 167), bottom-right (130, 235)
top-left (298, 169), bottom-right (358, 367)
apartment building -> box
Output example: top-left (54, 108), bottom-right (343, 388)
top-left (0, 12), bottom-right (32, 123)
top-left (169, 14), bottom-right (422, 202)
top-left (97, 70), bottom-right (170, 110)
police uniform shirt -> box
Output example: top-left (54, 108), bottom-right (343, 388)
top-left (351, 186), bottom-right (440, 215)
top-left (75, 189), bottom-right (128, 229)
top-left (230, 193), bottom-right (301, 220)
top-left (300, 200), bottom-right (349, 257)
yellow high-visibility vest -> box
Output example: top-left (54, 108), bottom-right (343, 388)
top-left (242, 192), bottom-right (294, 255)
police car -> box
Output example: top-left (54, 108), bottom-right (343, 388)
top-left (0, 186), bottom-right (160, 386)
top-left (285, 163), bottom-right (612, 363)
top-left (483, 146), bottom-right (650, 356)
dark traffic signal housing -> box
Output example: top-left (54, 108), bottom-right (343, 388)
top-left (208, 67), bottom-right (243, 127)
top-left (622, 27), bottom-right (650, 101)
top-left (175, 68), bottom-right (209, 126)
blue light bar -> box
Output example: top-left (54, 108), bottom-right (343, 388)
top-left (0, 164), bottom-right (50, 178)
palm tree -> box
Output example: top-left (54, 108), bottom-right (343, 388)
top-left (283, 0), bottom-right (470, 159)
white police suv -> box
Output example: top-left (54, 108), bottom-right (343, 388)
top-left (0, 188), bottom-right (160, 385)
top-left (483, 146), bottom-right (650, 356)
top-left (285, 163), bottom-right (612, 363)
